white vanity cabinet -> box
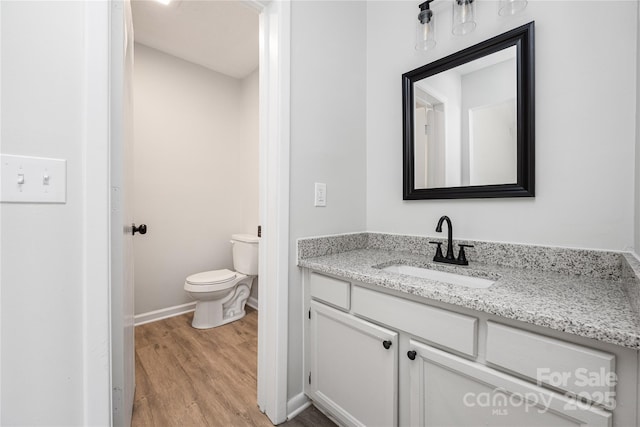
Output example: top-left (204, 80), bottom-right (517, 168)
top-left (309, 300), bottom-right (398, 427)
top-left (303, 270), bottom-right (638, 427)
top-left (407, 340), bottom-right (610, 427)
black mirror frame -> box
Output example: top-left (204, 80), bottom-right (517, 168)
top-left (402, 22), bottom-right (535, 200)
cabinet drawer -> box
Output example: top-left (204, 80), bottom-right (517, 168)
top-left (352, 285), bottom-right (477, 357)
top-left (486, 322), bottom-right (616, 407)
top-left (310, 273), bottom-right (350, 310)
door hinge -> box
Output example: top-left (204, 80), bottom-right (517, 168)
top-left (257, 225), bottom-right (262, 237)
top-left (308, 372), bottom-right (311, 385)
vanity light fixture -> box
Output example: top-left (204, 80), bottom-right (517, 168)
top-left (416, 0), bottom-right (436, 50)
top-left (498, 0), bottom-right (528, 16)
top-left (416, 0), bottom-right (528, 49)
top-left (452, 0), bottom-right (476, 36)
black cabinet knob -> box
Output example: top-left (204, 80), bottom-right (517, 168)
top-left (407, 350), bottom-right (417, 360)
top-left (382, 340), bottom-right (392, 349)
top-left (132, 223), bottom-right (147, 235)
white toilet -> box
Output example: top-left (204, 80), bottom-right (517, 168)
top-left (184, 234), bottom-right (259, 329)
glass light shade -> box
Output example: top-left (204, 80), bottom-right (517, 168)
top-left (416, 16), bottom-right (436, 50)
top-left (452, 0), bottom-right (476, 36)
top-left (498, 0), bottom-right (528, 16)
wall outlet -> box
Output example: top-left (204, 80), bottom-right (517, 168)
top-left (314, 183), bottom-right (327, 207)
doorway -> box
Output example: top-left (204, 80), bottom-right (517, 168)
top-left (95, 0), bottom-right (292, 425)
top-left (129, 0), bottom-right (261, 422)
top-left (130, 0), bottom-right (261, 325)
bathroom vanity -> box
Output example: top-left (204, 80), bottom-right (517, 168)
top-left (298, 233), bottom-right (640, 427)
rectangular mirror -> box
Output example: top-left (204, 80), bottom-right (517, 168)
top-left (403, 22), bottom-right (535, 199)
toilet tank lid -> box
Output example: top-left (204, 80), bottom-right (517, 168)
top-left (231, 234), bottom-right (259, 243)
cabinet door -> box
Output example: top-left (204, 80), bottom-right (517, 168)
top-left (309, 301), bottom-right (398, 427)
top-left (407, 340), bottom-right (611, 427)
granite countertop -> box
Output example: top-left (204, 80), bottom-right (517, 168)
top-left (298, 244), bottom-right (640, 350)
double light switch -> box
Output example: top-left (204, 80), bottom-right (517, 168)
top-left (1, 154), bottom-right (67, 203)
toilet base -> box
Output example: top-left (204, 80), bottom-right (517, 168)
top-left (190, 278), bottom-right (253, 329)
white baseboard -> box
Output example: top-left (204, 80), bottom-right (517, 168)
top-left (247, 296), bottom-right (259, 310)
top-left (286, 392), bottom-right (311, 420)
top-left (134, 302), bottom-right (196, 326)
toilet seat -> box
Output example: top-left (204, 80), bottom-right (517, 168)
top-left (185, 269), bottom-right (238, 293)
top-left (187, 269), bottom-right (236, 285)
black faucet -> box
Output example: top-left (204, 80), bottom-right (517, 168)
top-left (429, 215), bottom-right (473, 266)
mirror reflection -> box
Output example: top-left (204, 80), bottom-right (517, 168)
top-left (413, 46), bottom-right (517, 189)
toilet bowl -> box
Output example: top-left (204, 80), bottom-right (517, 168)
top-left (184, 234), bottom-right (258, 329)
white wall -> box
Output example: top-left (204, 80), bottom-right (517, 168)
top-left (367, 1), bottom-right (637, 251)
top-left (1, 1), bottom-right (85, 424)
top-left (241, 69), bottom-right (260, 237)
top-left (133, 44), bottom-right (258, 315)
top-left (240, 69), bottom-right (260, 304)
top-left (288, 0), bottom-right (367, 402)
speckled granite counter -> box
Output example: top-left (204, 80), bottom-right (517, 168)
top-left (298, 233), bottom-right (640, 350)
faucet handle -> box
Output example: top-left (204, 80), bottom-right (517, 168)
top-left (457, 244), bottom-right (474, 264)
top-left (429, 241), bottom-right (444, 260)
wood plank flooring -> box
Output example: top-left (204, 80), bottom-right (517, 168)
top-left (132, 307), bottom-right (336, 427)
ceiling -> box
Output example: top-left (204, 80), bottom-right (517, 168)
top-left (131, 0), bottom-right (259, 79)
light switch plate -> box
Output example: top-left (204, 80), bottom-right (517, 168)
top-left (1, 154), bottom-right (67, 203)
top-left (314, 182), bottom-right (327, 207)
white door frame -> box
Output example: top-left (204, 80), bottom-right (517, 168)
top-left (83, 1), bottom-right (114, 425)
top-left (251, 0), bottom-right (291, 423)
top-left (82, 0), bottom-right (291, 424)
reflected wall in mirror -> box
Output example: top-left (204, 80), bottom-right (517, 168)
top-left (403, 22), bottom-right (534, 199)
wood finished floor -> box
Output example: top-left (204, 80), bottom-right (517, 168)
top-left (132, 307), bottom-right (336, 427)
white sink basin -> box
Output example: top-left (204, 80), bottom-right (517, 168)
top-left (381, 264), bottom-right (495, 289)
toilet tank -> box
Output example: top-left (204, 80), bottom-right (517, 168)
top-left (231, 234), bottom-right (259, 275)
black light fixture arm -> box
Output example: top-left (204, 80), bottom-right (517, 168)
top-left (418, 0), bottom-right (434, 24)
